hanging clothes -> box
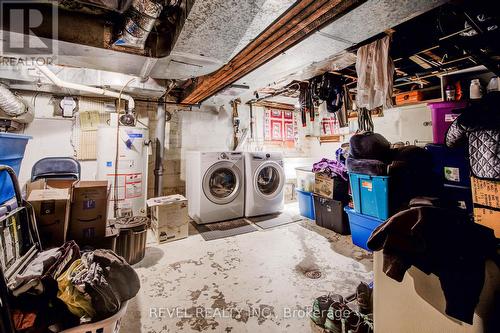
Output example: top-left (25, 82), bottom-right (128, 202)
top-left (355, 35), bottom-right (394, 110)
top-left (299, 82), bottom-right (314, 126)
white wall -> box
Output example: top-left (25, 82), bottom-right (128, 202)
top-left (16, 92), bottom-right (150, 187)
top-left (17, 93), bottom-right (97, 186)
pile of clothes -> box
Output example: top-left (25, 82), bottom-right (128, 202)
top-left (7, 241), bottom-right (140, 331)
top-left (346, 131), bottom-right (436, 211)
top-left (313, 158), bottom-right (348, 181)
top-left (367, 197), bottom-right (498, 324)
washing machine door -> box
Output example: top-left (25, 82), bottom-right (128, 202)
top-left (203, 161), bottom-right (242, 205)
top-left (254, 161), bottom-right (285, 199)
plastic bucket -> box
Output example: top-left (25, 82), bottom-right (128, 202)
top-left (428, 101), bottom-right (468, 144)
top-left (296, 189), bottom-right (315, 220)
top-left (0, 133), bottom-right (31, 204)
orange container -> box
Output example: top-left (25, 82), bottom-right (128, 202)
top-left (395, 90), bottom-right (424, 105)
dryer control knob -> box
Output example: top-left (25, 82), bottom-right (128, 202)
top-left (220, 153), bottom-right (228, 160)
top-left (266, 153), bottom-right (270, 158)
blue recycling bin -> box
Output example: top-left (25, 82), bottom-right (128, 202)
top-left (0, 133), bottom-right (31, 204)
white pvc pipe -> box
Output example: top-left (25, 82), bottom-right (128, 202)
top-left (36, 65), bottom-right (135, 111)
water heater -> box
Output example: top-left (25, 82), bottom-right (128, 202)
top-left (96, 126), bottom-right (148, 218)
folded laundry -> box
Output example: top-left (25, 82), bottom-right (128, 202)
top-left (367, 201), bottom-right (497, 324)
top-left (313, 158), bottom-right (347, 181)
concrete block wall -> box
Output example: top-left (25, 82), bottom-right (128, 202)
top-left (146, 103), bottom-right (186, 198)
top-left (146, 100), bottom-right (234, 199)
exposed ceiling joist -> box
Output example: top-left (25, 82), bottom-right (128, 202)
top-left (251, 101), bottom-right (295, 111)
top-left (182, 0), bottom-right (365, 104)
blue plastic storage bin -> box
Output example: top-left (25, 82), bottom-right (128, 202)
top-left (425, 144), bottom-right (471, 187)
top-left (344, 207), bottom-right (384, 251)
top-left (349, 173), bottom-right (390, 220)
top-left (296, 189), bottom-right (315, 220)
top-left (0, 133), bottom-right (31, 204)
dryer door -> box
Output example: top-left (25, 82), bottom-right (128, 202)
top-left (254, 161), bottom-right (285, 199)
top-left (203, 161), bottom-right (242, 205)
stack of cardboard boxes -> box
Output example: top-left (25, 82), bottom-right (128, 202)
top-left (27, 179), bottom-right (109, 249)
top-left (147, 194), bottom-right (188, 244)
top-left (471, 177), bottom-right (500, 238)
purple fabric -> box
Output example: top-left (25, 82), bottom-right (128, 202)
top-left (312, 158), bottom-right (348, 180)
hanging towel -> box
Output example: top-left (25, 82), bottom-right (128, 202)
top-left (355, 36), bottom-right (394, 110)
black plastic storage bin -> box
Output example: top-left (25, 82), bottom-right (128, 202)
top-left (313, 194), bottom-right (350, 235)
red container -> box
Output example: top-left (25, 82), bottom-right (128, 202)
top-left (428, 101), bottom-right (468, 144)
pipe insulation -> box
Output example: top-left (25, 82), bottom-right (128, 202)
top-left (0, 84), bottom-right (28, 117)
top-left (36, 65), bottom-right (135, 111)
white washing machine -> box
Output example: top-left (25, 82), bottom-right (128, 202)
top-left (244, 152), bottom-right (285, 217)
top-left (186, 151), bottom-right (245, 224)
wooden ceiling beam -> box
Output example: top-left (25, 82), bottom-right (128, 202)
top-left (252, 101), bottom-right (295, 111)
top-left (182, 0), bottom-right (365, 104)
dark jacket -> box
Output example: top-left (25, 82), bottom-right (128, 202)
top-left (446, 92), bottom-right (500, 180)
top-left (367, 200), bottom-right (497, 324)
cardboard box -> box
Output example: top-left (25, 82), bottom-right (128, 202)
top-left (313, 172), bottom-right (347, 200)
top-left (146, 194), bottom-right (188, 229)
top-left (26, 178), bottom-right (75, 196)
top-left (473, 207), bottom-right (500, 238)
top-left (28, 189), bottom-right (70, 248)
top-left (150, 219), bottom-right (188, 244)
top-left (68, 181), bottom-right (109, 242)
top-left (471, 177), bottom-right (500, 209)
top-left (147, 194), bottom-right (188, 243)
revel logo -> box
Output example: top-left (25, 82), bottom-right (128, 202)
top-left (0, 0), bottom-right (58, 56)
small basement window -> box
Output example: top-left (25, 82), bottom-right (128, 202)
top-left (264, 108), bottom-right (296, 148)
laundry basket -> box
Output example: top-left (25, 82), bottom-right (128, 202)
top-left (60, 301), bottom-right (129, 333)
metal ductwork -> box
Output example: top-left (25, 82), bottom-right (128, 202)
top-left (115, 0), bottom-right (164, 49)
top-left (72, 0), bottom-right (134, 13)
top-left (0, 84), bottom-right (33, 124)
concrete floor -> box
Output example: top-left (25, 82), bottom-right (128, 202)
top-left (121, 204), bottom-right (373, 333)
